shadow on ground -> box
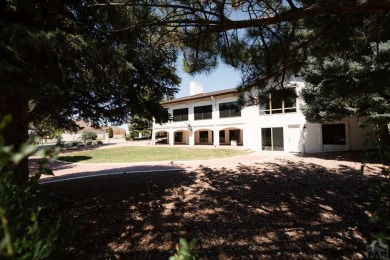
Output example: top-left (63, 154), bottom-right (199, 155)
top-left (41, 159), bottom-right (377, 259)
top-left (300, 150), bottom-right (383, 164)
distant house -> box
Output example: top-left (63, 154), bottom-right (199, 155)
top-left (61, 121), bottom-right (125, 142)
top-left (152, 80), bottom-right (375, 153)
top-left (110, 127), bottom-right (126, 138)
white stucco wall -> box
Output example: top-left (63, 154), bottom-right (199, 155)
top-left (303, 117), bottom-right (375, 153)
top-left (153, 80), bottom-right (375, 153)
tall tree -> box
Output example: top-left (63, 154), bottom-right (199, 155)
top-left (97, 0), bottom-right (390, 139)
top-left (90, 0), bottom-right (390, 87)
top-left (0, 1), bottom-right (180, 181)
top-left (301, 18), bottom-right (390, 145)
top-left (129, 115), bottom-right (152, 139)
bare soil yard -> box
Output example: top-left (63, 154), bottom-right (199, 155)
top-left (40, 151), bottom-right (384, 259)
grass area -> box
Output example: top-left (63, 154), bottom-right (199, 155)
top-left (58, 146), bottom-right (249, 163)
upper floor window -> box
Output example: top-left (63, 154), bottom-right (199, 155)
top-left (194, 105), bottom-right (212, 120)
top-left (219, 101), bottom-right (241, 118)
top-left (260, 89), bottom-right (296, 115)
top-left (172, 108), bottom-right (188, 122)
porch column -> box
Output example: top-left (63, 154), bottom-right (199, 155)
top-left (189, 128), bottom-right (195, 146)
top-left (213, 128), bottom-right (219, 147)
top-left (151, 128), bottom-right (156, 145)
top-left (169, 130), bottom-right (174, 146)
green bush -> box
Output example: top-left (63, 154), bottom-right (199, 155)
top-left (107, 127), bottom-right (113, 138)
top-left (362, 125), bottom-right (390, 252)
top-left (0, 172), bottom-right (62, 259)
top-left (0, 121), bottom-right (65, 259)
top-left (169, 238), bottom-right (197, 260)
top-left (81, 131), bottom-right (98, 142)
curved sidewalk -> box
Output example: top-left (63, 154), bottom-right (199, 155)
top-left (39, 151), bottom-right (293, 183)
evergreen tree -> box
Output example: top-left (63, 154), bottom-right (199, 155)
top-left (129, 115), bottom-right (152, 139)
top-left (0, 1), bottom-right (180, 180)
top-left (118, 0), bottom-right (390, 142)
top-left (301, 15), bottom-right (390, 146)
top-left (107, 127), bottom-right (113, 139)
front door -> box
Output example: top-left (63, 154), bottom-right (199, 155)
top-left (287, 125), bottom-right (300, 152)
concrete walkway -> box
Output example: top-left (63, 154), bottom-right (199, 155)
top-left (37, 142), bottom-right (298, 183)
top-left (39, 143), bottom-right (295, 183)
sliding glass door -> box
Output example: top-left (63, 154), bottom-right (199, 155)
top-left (261, 127), bottom-right (284, 151)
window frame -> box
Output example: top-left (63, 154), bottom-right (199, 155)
top-left (219, 101), bottom-right (241, 118)
top-left (172, 108), bottom-right (189, 122)
top-left (194, 105), bottom-right (212, 120)
top-left (322, 124), bottom-right (346, 145)
top-left (259, 89), bottom-right (297, 115)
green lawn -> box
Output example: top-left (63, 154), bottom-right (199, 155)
top-left (58, 146), bottom-right (249, 163)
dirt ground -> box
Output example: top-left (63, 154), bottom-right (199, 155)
top-left (40, 151), bottom-right (385, 259)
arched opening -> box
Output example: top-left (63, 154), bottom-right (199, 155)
top-left (219, 127), bottom-right (243, 146)
top-left (194, 129), bottom-right (214, 145)
top-left (155, 131), bottom-right (169, 145)
top-left (174, 130), bottom-right (189, 145)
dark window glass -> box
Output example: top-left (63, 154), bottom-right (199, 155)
top-left (199, 131), bottom-right (208, 143)
top-left (322, 124), bottom-right (346, 145)
top-left (259, 101), bottom-right (270, 115)
top-left (260, 89), bottom-right (296, 115)
top-left (174, 132), bottom-right (183, 143)
top-left (271, 90), bottom-right (283, 113)
top-left (229, 130), bottom-right (240, 143)
top-left (219, 130), bottom-right (225, 143)
top-left (173, 108), bottom-right (188, 122)
top-left (194, 105), bottom-right (212, 120)
top-left (262, 128), bottom-right (272, 150)
top-left (219, 101), bottom-right (241, 118)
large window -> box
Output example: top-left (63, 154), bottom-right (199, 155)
top-left (194, 105), bottom-right (212, 120)
top-left (260, 89), bottom-right (296, 115)
top-left (219, 101), bottom-right (241, 118)
top-left (172, 108), bottom-right (188, 122)
top-left (322, 124), bottom-right (346, 145)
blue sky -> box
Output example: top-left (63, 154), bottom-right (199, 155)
top-left (175, 60), bottom-right (242, 98)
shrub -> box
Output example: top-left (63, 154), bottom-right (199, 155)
top-left (97, 140), bottom-right (103, 145)
top-left (169, 238), bottom-right (197, 260)
top-left (107, 127), bottom-right (113, 138)
top-left (0, 123), bottom-right (65, 259)
top-left (81, 131), bottom-right (97, 142)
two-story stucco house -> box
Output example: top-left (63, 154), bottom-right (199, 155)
top-left (152, 80), bottom-right (374, 153)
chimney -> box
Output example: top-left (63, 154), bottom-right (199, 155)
top-left (190, 81), bottom-right (204, 96)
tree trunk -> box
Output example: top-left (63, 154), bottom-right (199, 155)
top-left (379, 123), bottom-right (390, 147)
top-left (0, 91), bottom-right (30, 183)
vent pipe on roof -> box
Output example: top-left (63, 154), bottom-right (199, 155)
top-left (190, 81), bottom-right (204, 96)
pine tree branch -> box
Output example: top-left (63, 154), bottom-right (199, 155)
top-left (89, 1), bottom-right (390, 32)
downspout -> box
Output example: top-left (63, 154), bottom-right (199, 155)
top-left (211, 96), bottom-right (217, 147)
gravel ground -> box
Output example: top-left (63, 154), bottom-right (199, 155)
top-left (40, 151), bottom-right (384, 259)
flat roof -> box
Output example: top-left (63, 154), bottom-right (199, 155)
top-left (161, 88), bottom-right (238, 105)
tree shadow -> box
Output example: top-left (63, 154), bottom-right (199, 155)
top-left (41, 159), bottom-right (377, 259)
top-left (299, 149), bottom-right (383, 164)
top-left (40, 164), bottom-right (190, 183)
top-left (56, 155), bottom-right (93, 163)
